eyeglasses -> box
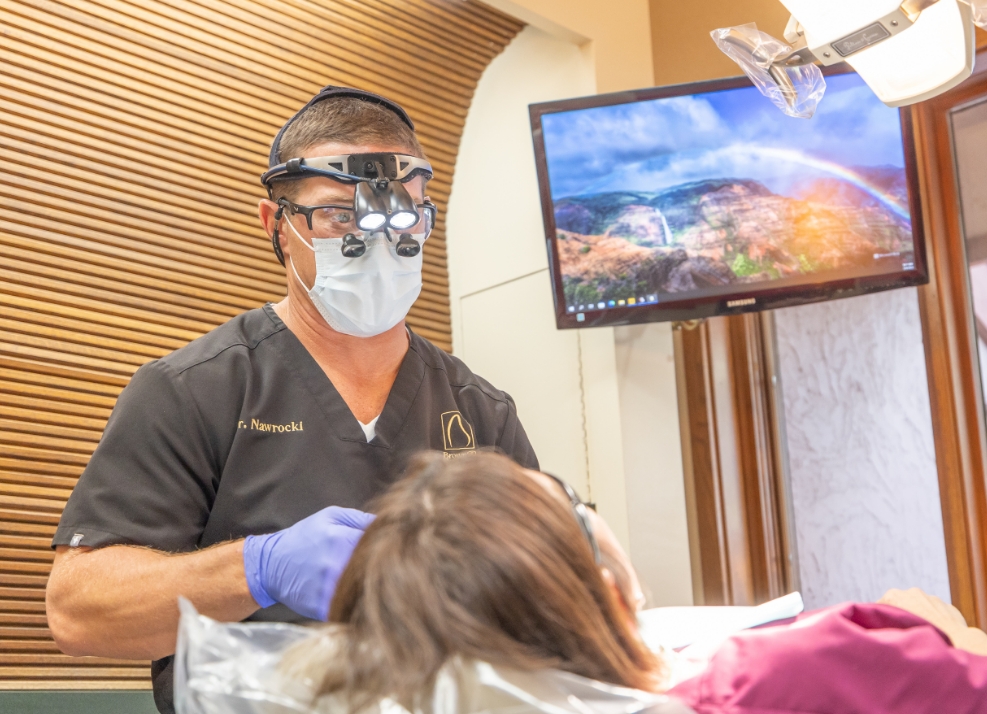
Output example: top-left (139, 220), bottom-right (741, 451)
top-left (543, 472), bottom-right (601, 564)
top-left (280, 199), bottom-right (436, 239)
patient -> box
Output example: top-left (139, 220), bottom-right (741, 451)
top-left (271, 450), bottom-right (987, 714)
top-left (322, 450), bottom-right (662, 708)
top-left (197, 451), bottom-right (987, 714)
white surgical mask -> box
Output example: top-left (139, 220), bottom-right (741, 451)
top-left (286, 219), bottom-right (423, 338)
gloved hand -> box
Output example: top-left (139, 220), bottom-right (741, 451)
top-left (242, 506), bottom-right (375, 621)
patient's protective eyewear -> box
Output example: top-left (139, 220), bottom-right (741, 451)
top-left (543, 472), bottom-right (601, 564)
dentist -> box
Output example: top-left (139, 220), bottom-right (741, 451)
top-left (45, 86), bottom-right (538, 714)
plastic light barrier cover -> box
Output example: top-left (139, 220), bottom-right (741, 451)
top-left (174, 594), bottom-right (804, 714)
top-left (711, 23), bottom-right (826, 118)
top-left (966, 0), bottom-right (987, 27)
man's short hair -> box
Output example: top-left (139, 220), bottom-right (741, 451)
top-left (271, 97), bottom-right (426, 202)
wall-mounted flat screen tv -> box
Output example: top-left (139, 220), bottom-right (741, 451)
top-left (529, 68), bottom-right (927, 328)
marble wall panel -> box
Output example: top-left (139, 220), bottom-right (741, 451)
top-left (773, 288), bottom-right (950, 608)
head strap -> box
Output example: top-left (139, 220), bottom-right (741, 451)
top-left (261, 153), bottom-right (433, 189)
top-left (267, 86), bottom-right (415, 168)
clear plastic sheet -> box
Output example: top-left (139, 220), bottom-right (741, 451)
top-left (963, 0), bottom-right (987, 28)
top-left (710, 23), bottom-right (826, 118)
top-left (174, 597), bottom-right (323, 713)
top-left (174, 598), bottom-right (695, 714)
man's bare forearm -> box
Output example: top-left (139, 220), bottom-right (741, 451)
top-left (46, 541), bottom-right (259, 660)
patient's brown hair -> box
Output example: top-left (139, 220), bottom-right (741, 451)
top-left (320, 451), bottom-right (662, 707)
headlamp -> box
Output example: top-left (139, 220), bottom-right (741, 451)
top-left (262, 151), bottom-right (435, 264)
top-left (384, 181), bottom-right (421, 230)
top-left (353, 179), bottom-right (422, 233)
top-left (354, 182), bottom-right (389, 231)
top-left (262, 86), bottom-right (433, 265)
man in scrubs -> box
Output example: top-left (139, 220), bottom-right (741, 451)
top-left (45, 87), bottom-right (538, 714)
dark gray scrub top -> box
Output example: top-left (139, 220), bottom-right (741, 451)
top-left (51, 304), bottom-right (539, 714)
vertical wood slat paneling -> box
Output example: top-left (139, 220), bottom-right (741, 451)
top-left (0, 0), bottom-right (524, 689)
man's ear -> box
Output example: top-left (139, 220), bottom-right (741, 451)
top-left (258, 198), bottom-right (279, 238)
top-left (258, 198), bottom-right (291, 263)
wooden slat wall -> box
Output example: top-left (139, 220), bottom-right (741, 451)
top-left (0, 0), bottom-right (523, 689)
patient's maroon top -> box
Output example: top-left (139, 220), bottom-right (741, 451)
top-left (669, 602), bottom-right (987, 714)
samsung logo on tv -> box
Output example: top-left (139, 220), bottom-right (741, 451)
top-left (726, 298), bottom-right (756, 308)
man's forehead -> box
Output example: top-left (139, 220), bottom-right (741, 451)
top-left (290, 142), bottom-right (427, 205)
top-left (295, 179), bottom-right (355, 204)
top-left (299, 141), bottom-right (420, 160)
top-left (293, 175), bottom-right (426, 205)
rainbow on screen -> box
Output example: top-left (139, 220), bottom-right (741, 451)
top-left (539, 70), bottom-right (914, 308)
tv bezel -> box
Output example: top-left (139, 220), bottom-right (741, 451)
top-left (529, 66), bottom-right (929, 329)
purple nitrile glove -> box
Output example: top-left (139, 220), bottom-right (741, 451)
top-left (242, 506), bottom-right (375, 621)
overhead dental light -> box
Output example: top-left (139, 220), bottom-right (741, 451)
top-left (713, 0), bottom-right (985, 116)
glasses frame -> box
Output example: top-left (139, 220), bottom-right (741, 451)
top-left (281, 198), bottom-right (437, 235)
top-left (543, 472), bottom-right (601, 564)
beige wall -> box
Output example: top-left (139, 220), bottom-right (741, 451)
top-left (446, 23), bottom-right (642, 545)
top-left (445, 23), bottom-right (689, 603)
top-left (447, 2), bottom-right (697, 605)
top-left (447, 25), bottom-right (595, 497)
top-left (464, 0), bottom-right (659, 560)
top-left (650, 0), bottom-right (791, 86)
top-left (485, 0), bottom-right (654, 92)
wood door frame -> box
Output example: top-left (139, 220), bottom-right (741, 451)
top-left (674, 312), bottom-right (797, 606)
top-left (913, 48), bottom-right (987, 629)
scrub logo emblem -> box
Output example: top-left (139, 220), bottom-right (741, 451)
top-left (441, 411), bottom-right (475, 451)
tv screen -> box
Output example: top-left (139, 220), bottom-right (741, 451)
top-left (529, 69), bottom-right (927, 328)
